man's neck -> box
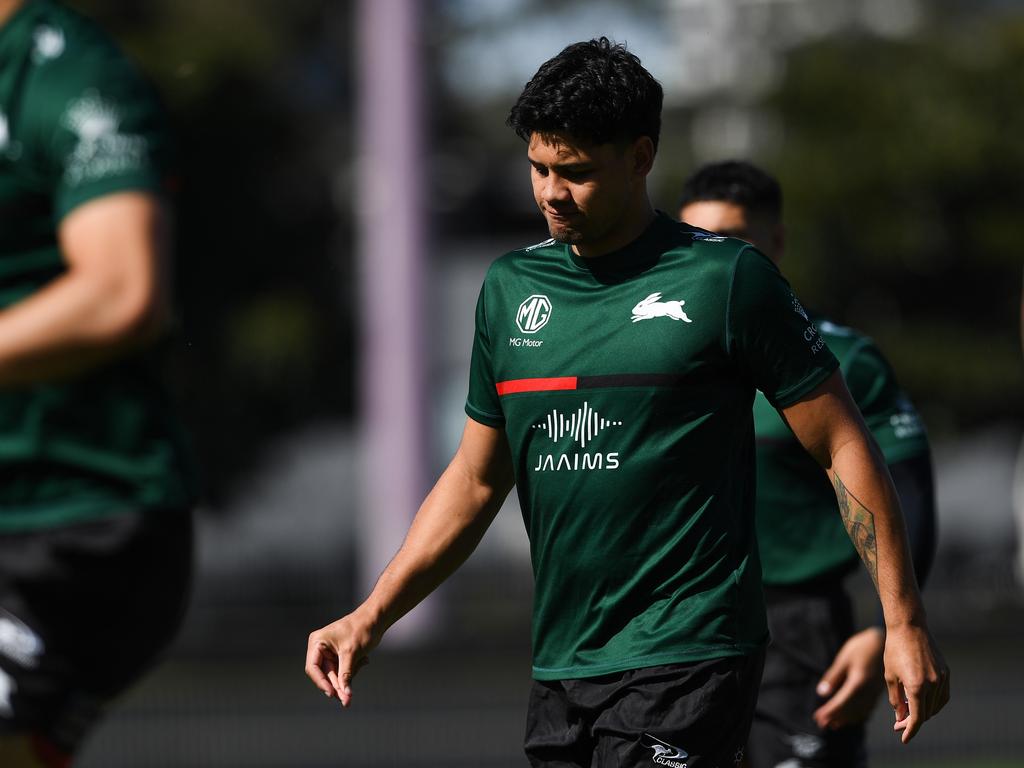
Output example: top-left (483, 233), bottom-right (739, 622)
top-left (0, 0), bottom-right (26, 30)
top-left (572, 198), bottom-right (657, 260)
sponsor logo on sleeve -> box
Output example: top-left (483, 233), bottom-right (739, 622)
top-left (32, 25), bottom-right (66, 63)
top-left (791, 294), bottom-right (810, 321)
top-left (61, 90), bottom-right (149, 185)
top-left (791, 295), bottom-right (826, 354)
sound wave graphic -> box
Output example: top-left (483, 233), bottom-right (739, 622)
top-left (531, 401), bottom-right (623, 448)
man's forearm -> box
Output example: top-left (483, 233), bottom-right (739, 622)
top-left (829, 438), bottom-right (925, 629)
top-left (0, 271), bottom-right (165, 386)
top-left (357, 450), bottom-right (513, 637)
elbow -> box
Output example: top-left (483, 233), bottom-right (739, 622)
top-left (101, 283), bottom-right (172, 346)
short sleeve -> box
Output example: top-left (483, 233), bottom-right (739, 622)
top-left (28, 41), bottom-right (171, 221)
top-left (727, 246), bottom-right (839, 407)
top-left (464, 278), bottom-right (505, 427)
top-left (844, 342), bottom-right (929, 463)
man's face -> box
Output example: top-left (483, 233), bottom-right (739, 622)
top-left (679, 200), bottom-right (782, 263)
top-left (528, 132), bottom-right (642, 251)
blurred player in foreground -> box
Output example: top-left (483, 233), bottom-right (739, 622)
top-left (306, 38), bottom-right (948, 766)
top-left (680, 160), bottom-right (937, 768)
top-left (0, 1), bottom-right (195, 765)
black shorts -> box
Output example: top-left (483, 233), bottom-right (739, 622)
top-left (0, 508), bottom-right (192, 753)
top-left (525, 651), bottom-right (765, 768)
top-left (746, 584), bottom-right (867, 768)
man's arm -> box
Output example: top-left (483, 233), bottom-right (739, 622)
top-left (305, 417), bottom-right (515, 707)
top-left (813, 453), bottom-right (937, 729)
top-left (780, 370), bottom-right (949, 743)
top-left (0, 191), bottom-right (170, 386)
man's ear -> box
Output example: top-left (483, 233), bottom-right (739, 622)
top-left (631, 136), bottom-right (655, 177)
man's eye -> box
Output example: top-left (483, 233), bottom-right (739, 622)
top-left (562, 168), bottom-right (591, 181)
top-left (531, 164), bottom-right (548, 177)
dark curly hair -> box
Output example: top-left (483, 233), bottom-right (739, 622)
top-left (678, 160), bottom-right (783, 222)
top-left (507, 37), bottom-right (663, 152)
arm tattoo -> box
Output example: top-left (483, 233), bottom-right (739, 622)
top-left (833, 472), bottom-right (879, 590)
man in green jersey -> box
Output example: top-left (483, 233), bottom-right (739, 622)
top-left (680, 161), bottom-right (937, 768)
top-left (306, 38), bottom-right (948, 766)
top-left (0, 2), bottom-right (195, 765)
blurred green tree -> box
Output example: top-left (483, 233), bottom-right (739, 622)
top-left (768, 16), bottom-right (1024, 432)
top-left (68, 0), bottom-right (357, 506)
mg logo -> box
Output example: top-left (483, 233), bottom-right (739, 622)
top-left (516, 294), bottom-right (551, 334)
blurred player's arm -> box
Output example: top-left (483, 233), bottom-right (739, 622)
top-left (0, 191), bottom-right (171, 386)
top-left (780, 370), bottom-right (949, 744)
top-left (305, 416), bottom-right (515, 708)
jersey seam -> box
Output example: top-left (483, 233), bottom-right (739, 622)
top-left (771, 359), bottom-right (839, 408)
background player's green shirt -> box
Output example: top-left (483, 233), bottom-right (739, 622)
top-left (0, 0), bottom-right (195, 530)
top-left (754, 316), bottom-right (930, 585)
top-left (466, 213), bottom-right (839, 680)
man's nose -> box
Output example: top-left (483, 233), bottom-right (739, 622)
top-left (541, 174), bottom-right (571, 205)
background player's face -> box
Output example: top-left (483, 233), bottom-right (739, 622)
top-left (679, 200), bottom-right (783, 263)
top-left (527, 132), bottom-right (649, 253)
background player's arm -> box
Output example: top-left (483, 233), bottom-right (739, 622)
top-left (0, 191), bottom-right (170, 386)
top-left (305, 416), bottom-right (515, 708)
top-left (780, 370), bottom-right (949, 743)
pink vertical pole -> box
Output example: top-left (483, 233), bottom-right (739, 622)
top-left (355, 0), bottom-right (432, 642)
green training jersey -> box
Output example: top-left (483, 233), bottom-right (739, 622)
top-left (0, 0), bottom-right (195, 531)
top-left (465, 213), bottom-right (839, 680)
top-left (754, 316), bottom-right (929, 586)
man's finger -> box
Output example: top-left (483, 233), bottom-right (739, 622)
top-left (305, 639), bottom-right (337, 698)
top-left (816, 656), bottom-right (847, 699)
top-left (327, 669), bottom-right (346, 702)
top-left (898, 684), bottom-right (925, 744)
top-left (886, 677), bottom-right (904, 718)
top-left (336, 650), bottom-right (366, 708)
top-left (814, 677), bottom-right (855, 729)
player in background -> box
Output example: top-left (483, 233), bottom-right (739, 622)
top-left (306, 38), bottom-right (948, 767)
top-left (0, 2), bottom-right (196, 765)
top-left (680, 160), bottom-right (937, 768)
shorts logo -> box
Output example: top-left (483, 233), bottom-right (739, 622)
top-left (0, 609), bottom-right (43, 669)
top-left (785, 732), bottom-right (825, 759)
top-left (631, 293), bottom-right (691, 324)
top-left (516, 294), bottom-right (551, 334)
top-left (642, 733), bottom-right (689, 767)
top-left (0, 667), bottom-right (15, 717)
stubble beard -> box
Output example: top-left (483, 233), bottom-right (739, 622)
top-left (545, 216), bottom-right (586, 245)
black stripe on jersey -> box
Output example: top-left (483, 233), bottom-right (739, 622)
top-left (576, 373), bottom-right (689, 389)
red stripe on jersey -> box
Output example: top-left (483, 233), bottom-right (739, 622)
top-left (496, 377), bottom-right (578, 396)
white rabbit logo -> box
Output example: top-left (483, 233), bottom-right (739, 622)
top-left (631, 292), bottom-right (691, 324)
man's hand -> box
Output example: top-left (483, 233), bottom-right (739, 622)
top-left (305, 611), bottom-right (379, 708)
top-left (814, 627), bottom-right (885, 730)
top-left (882, 623), bottom-right (950, 743)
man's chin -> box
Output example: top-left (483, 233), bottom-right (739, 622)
top-left (548, 224), bottom-right (584, 244)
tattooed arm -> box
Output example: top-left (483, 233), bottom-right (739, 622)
top-left (779, 370), bottom-right (949, 744)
